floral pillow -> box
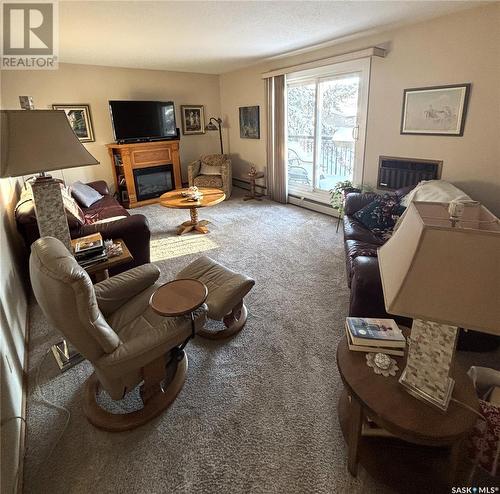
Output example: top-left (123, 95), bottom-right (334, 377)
top-left (353, 194), bottom-right (406, 236)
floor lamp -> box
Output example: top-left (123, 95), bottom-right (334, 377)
top-left (205, 117), bottom-right (224, 154)
top-left (378, 201), bottom-right (500, 411)
top-left (1, 109), bottom-right (100, 370)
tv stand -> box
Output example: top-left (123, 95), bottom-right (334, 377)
top-left (107, 140), bottom-right (182, 208)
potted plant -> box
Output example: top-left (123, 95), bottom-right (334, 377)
top-left (329, 180), bottom-right (360, 216)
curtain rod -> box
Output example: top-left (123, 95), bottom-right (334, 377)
top-left (261, 46), bottom-right (386, 79)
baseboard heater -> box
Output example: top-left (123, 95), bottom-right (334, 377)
top-left (377, 156), bottom-right (442, 190)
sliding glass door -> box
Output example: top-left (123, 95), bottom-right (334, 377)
top-left (286, 59), bottom-right (370, 204)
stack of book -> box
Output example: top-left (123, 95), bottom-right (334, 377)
top-left (345, 317), bottom-right (406, 357)
top-left (72, 233), bottom-right (108, 267)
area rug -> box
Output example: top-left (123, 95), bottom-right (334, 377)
top-left (26, 187), bottom-right (489, 493)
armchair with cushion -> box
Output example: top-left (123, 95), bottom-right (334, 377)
top-left (30, 237), bottom-right (207, 431)
top-left (188, 154), bottom-right (232, 199)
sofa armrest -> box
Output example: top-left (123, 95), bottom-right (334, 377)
top-left (86, 181), bottom-right (110, 196)
top-left (344, 192), bottom-right (379, 216)
top-left (188, 161), bottom-right (201, 186)
top-left (94, 264), bottom-right (160, 316)
top-left (76, 214), bottom-right (151, 270)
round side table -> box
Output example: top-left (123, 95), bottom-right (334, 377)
top-left (336, 331), bottom-right (479, 492)
top-left (150, 279), bottom-right (208, 343)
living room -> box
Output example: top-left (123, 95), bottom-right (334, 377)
top-left (1, 1), bottom-right (499, 493)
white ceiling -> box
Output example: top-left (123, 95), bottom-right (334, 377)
top-left (59, 1), bottom-right (480, 74)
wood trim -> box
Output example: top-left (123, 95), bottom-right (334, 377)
top-left (261, 46), bottom-right (385, 79)
top-left (15, 305), bottom-right (30, 494)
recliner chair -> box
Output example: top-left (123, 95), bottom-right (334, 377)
top-left (29, 237), bottom-right (207, 431)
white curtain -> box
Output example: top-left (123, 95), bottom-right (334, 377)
top-left (266, 75), bottom-right (287, 203)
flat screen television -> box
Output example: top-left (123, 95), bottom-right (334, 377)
top-left (109, 100), bottom-right (177, 143)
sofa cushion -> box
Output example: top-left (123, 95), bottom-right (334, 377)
top-left (193, 175), bottom-right (223, 188)
top-left (200, 163), bottom-right (222, 175)
top-left (343, 217), bottom-right (386, 245)
top-left (353, 194), bottom-right (405, 236)
top-left (71, 180), bottom-right (104, 207)
top-left (83, 196), bottom-right (130, 224)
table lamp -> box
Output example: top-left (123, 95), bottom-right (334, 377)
top-left (378, 201), bottom-right (500, 411)
top-left (0, 109), bottom-right (99, 249)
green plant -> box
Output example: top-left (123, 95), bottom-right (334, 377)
top-left (329, 180), bottom-right (355, 216)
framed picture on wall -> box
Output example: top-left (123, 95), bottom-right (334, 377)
top-left (52, 104), bottom-right (95, 142)
top-left (181, 105), bottom-right (205, 135)
top-left (239, 106), bottom-right (260, 139)
top-left (400, 83), bottom-right (471, 136)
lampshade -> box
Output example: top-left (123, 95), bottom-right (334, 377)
top-left (205, 121), bottom-right (218, 131)
top-left (378, 201), bottom-right (500, 335)
top-left (0, 110), bottom-right (99, 178)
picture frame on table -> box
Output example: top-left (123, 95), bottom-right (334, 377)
top-left (400, 83), bottom-right (471, 136)
top-left (181, 105), bottom-right (205, 135)
top-left (239, 106), bottom-right (260, 139)
top-left (52, 104), bottom-right (95, 142)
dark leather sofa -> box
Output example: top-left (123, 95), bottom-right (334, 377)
top-left (343, 186), bottom-right (412, 323)
top-left (15, 180), bottom-right (150, 274)
top-left (343, 186), bottom-right (500, 350)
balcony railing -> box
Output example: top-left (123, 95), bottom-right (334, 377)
top-left (288, 135), bottom-right (354, 180)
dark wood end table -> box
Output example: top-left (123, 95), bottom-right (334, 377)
top-left (244, 172), bottom-right (265, 201)
top-left (336, 331), bottom-right (479, 492)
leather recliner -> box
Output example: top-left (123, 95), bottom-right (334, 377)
top-left (30, 236), bottom-right (207, 431)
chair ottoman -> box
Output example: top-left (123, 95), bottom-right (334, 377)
top-left (176, 256), bottom-right (255, 339)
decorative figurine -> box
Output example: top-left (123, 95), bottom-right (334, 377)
top-left (366, 352), bottom-right (399, 377)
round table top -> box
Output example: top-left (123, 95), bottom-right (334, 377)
top-left (149, 279), bottom-right (208, 317)
top-left (160, 188), bottom-right (225, 210)
top-left (336, 331), bottom-right (479, 445)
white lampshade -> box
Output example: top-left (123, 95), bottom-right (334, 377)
top-left (378, 201), bottom-right (500, 335)
top-left (0, 110), bottom-right (99, 177)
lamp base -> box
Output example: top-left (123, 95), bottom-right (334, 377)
top-left (51, 340), bottom-right (84, 372)
top-left (399, 319), bottom-right (458, 412)
top-left (31, 175), bottom-right (72, 250)
top-left (399, 369), bottom-right (455, 412)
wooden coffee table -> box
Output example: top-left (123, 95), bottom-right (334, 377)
top-left (336, 331), bottom-right (479, 492)
top-left (160, 187), bottom-right (225, 235)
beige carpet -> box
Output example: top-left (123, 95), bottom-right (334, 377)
top-left (22, 188), bottom-right (497, 493)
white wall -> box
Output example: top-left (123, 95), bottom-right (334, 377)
top-left (0, 177), bottom-right (29, 494)
top-left (1, 63), bottom-right (223, 188)
top-left (220, 3), bottom-right (500, 215)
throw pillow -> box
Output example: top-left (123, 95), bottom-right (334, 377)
top-left (59, 185), bottom-right (85, 227)
top-left (71, 181), bottom-right (104, 208)
top-left (354, 194), bottom-right (406, 236)
top-left (200, 163), bottom-right (222, 176)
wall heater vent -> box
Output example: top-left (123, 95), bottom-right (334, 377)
top-left (377, 156), bottom-right (442, 190)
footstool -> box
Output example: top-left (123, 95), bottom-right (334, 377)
top-left (176, 256), bottom-right (255, 339)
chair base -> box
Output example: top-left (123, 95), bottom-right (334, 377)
top-left (83, 353), bottom-right (188, 432)
top-left (198, 302), bottom-right (248, 340)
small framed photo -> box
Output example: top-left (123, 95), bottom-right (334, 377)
top-left (400, 83), bottom-right (471, 136)
top-left (181, 105), bottom-right (205, 135)
top-left (239, 106), bottom-right (260, 139)
top-left (52, 104), bottom-right (95, 142)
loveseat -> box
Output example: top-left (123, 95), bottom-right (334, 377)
top-left (15, 180), bottom-right (150, 274)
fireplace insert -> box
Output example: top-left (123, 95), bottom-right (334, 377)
top-left (133, 164), bottom-right (175, 201)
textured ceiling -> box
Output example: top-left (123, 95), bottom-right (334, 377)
top-left (59, 1), bottom-right (479, 74)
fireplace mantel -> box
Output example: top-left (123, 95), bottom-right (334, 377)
top-left (107, 140), bottom-right (182, 208)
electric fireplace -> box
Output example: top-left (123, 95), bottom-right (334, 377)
top-left (133, 164), bottom-right (175, 201)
